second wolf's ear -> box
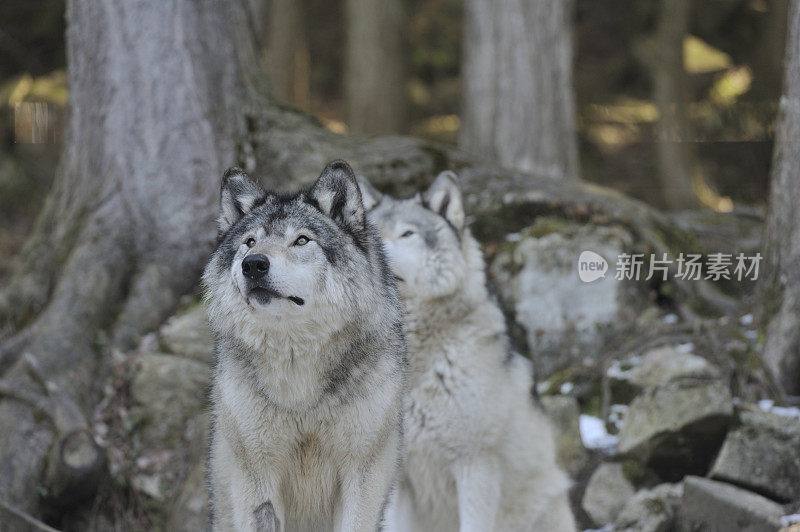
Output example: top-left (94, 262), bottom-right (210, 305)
top-left (218, 167), bottom-right (263, 233)
top-left (356, 176), bottom-right (383, 211)
top-left (308, 160), bottom-right (366, 230)
top-left (423, 171), bottom-right (465, 232)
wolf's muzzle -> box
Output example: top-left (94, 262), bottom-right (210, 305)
top-left (242, 254), bottom-right (270, 281)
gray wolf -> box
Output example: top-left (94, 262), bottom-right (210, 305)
top-left (361, 172), bottom-right (575, 532)
top-left (203, 161), bottom-right (407, 531)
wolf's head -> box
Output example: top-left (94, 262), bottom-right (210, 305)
top-left (203, 160), bottom-right (395, 346)
top-left (364, 171), bottom-right (485, 304)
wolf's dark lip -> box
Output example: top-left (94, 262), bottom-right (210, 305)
top-left (248, 286), bottom-right (305, 306)
top-left (393, 274), bottom-right (405, 283)
top-left (248, 286), bottom-right (280, 304)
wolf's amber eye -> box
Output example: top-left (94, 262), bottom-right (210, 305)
top-left (245, 237), bottom-right (256, 248)
top-left (401, 230), bottom-right (415, 238)
top-left (294, 235), bottom-right (310, 246)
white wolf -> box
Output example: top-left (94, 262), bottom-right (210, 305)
top-left (362, 172), bottom-right (575, 532)
top-left (203, 161), bottom-right (407, 532)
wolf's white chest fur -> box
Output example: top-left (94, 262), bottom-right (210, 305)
top-left (212, 347), bottom-right (402, 531)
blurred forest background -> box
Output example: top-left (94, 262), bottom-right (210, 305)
top-left (0, 0), bottom-right (789, 284)
top-left (1, 0), bottom-right (799, 530)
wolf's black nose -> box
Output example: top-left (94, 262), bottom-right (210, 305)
top-left (242, 254), bottom-right (270, 280)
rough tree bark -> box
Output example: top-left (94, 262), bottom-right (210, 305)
top-left (459, 0), bottom-right (579, 180)
top-left (758, 0), bottom-right (800, 395)
top-left (0, 0), bottom-right (737, 525)
top-left (344, 0), bottom-right (406, 134)
top-left (650, 0), bottom-right (699, 210)
top-left (267, 0), bottom-right (310, 109)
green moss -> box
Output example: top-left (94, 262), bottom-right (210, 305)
top-left (524, 217), bottom-right (577, 239)
top-left (621, 459), bottom-right (650, 485)
top-left (471, 202), bottom-right (558, 243)
top-left (540, 367), bottom-right (583, 396)
top-left (582, 392), bottom-right (603, 418)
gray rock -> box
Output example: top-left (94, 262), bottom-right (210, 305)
top-left (710, 406), bottom-right (800, 502)
top-left (540, 395), bottom-right (587, 475)
top-left (130, 352), bottom-right (210, 444)
top-left (614, 482), bottom-right (682, 532)
top-left (679, 476), bottom-right (784, 532)
top-left (582, 463), bottom-right (636, 526)
top-left (617, 378), bottom-right (732, 479)
top-left (489, 219), bottom-right (650, 375)
top-left (159, 305), bottom-right (214, 364)
top-left (607, 346), bottom-right (720, 403)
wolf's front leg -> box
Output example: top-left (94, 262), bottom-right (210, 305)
top-left (383, 483), bottom-right (420, 532)
top-left (229, 465), bottom-right (283, 532)
top-left (336, 434), bottom-right (400, 532)
top-left (453, 457), bottom-right (501, 532)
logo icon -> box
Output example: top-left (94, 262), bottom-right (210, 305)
top-left (578, 251), bottom-right (608, 283)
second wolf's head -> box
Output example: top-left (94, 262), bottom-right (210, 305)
top-left (203, 160), bottom-right (398, 348)
top-left (363, 171), bottom-right (485, 305)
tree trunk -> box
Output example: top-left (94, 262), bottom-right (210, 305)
top-left (752, 0), bottom-right (790, 102)
top-left (246, 0), bottom-right (270, 48)
top-left (651, 0), bottom-right (699, 210)
top-left (0, 0), bottom-right (739, 524)
top-left (0, 0), bottom-right (269, 523)
top-left (758, 0), bottom-right (800, 395)
top-left (459, 0), bottom-right (579, 180)
top-left (267, 0), bottom-right (310, 109)
top-left (344, 0), bottom-right (406, 134)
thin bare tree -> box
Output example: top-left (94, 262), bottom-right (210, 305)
top-left (344, 0), bottom-right (406, 134)
top-left (267, 0), bottom-right (310, 108)
top-left (650, 0), bottom-right (700, 210)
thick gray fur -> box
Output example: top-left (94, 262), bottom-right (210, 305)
top-left (204, 160), bottom-right (407, 531)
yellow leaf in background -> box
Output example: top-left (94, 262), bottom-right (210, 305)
top-left (2, 70), bottom-right (68, 107)
top-left (585, 98), bottom-right (659, 124)
top-left (710, 66), bottom-right (753, 105)
top-left (684, 35), bottom-right (732, 74)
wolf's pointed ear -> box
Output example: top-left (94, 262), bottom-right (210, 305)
top-left (218, 167), bottom-right (263, 233)
top-left (356, 175), bottom-right (383, 211)
top-left (308, 160), bottom-right (366, 230)
top-left (423, 171), bottom-right (465, 232)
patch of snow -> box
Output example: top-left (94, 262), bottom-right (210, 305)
top-left (744, 330), bottom-right (758, 340)
top-left (583, 525), bottom-right (613, 532)
top-left (580, 414), bottom-right (618, 452)
top-left (758, 399), bottom-right (800, 422)
top-left (676, 342), bottom-right (694, 353)
top-left (663, 313), bottom-right (678, 324)
top-left (772, 406), bottom-right (800, 421)
top-left (759, 399), bottom-right (775, 411)
top-left (560, 382), bottom-right (574, 395)
top-left (506, 232), bottom-right (522, 243)
top-left (781, 513), bottom-right (800, 527)
top-left (536, 380), bottom-right (551, 395)
top-left (739, 313), bottom-right (754, 326)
